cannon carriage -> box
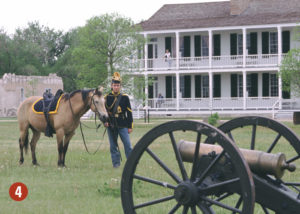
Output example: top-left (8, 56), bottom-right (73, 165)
top-left (121, 116), bottom-right (300, 214)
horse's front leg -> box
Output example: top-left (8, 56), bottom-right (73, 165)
top-left (62, 132), bottom-right (75, 166)
top-left (56, 129), bottom-right (65, 167)
top-left (30, 129), bottom-right (41, 166)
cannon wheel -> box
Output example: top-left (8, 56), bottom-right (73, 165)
top-left (121, 120), bottom-right (255, 214)
top-left (219, 116), bottom-right (300, 212)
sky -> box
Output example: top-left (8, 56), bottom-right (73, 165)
top-left (0, 0), bottom-right (226, 35)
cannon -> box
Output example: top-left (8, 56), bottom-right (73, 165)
top-left (121, 116), bottom-right (300, 214)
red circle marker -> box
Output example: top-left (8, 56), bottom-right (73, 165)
top-left (9, 182), bottom-right (28, 201)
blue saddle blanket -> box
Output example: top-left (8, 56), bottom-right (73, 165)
top-left (32, 94), bottom-right (63, 114)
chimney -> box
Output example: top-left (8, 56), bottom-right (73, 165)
top-left (230, 0), bottom-right (251, 15)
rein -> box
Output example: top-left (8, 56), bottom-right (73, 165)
top-left (68, 91), bottom-right (105, 155)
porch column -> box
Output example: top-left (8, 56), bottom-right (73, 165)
top-left (209, 71), bottom-right (213, 110)
top-left (277, 26), bottom-right (282, 108)
top-left (176, 32), bottom-right (180, 70)
top-left (144, 33), bottom-right (148, 71)
top-left (176, 72), bottom-right (180, 110)
top-left (277, 26), bottom-right (282, 66)
top-left (243, 28), bottom-right (247, 68)
top-left (145, 74), bottom-right (148, 108)
top-left (209, 30), bottom-right (213, 68)
top-left (243, 69), bottom-right (247, 110)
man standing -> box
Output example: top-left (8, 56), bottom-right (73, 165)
top-left (104, 72), bottom-right (133, 168)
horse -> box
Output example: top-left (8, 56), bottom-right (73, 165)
top-left (17, 86), bottom-right (108, 167)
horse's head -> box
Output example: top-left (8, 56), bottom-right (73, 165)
top-left (90, 86), bottom-right (108, 123)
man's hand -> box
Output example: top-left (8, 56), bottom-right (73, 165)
top-left (104, 122), bottom-right (109, 127)
top-left (128, 128), bottom-right (133, 134)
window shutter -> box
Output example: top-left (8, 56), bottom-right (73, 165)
top-left (165, 37), bottom-right (172, 54)
top-left (213, 34), bottom-right (221, 56)
top-left (262, 32), bottom-right (269, 54)
top-left (251, 73), bottom-right (258, 97)
top-left (184, 75), bottom-right (191, 98)
top-left (183, 36), bottom-right (191, 57)
top-left (262, 73), bottom-right (269, 97)
top-left (166, 76), bottom-right (172, 98)
top-left (194, 35), bottom-right (201, 57)
top-left (249, 32), bottom-right (257, 55)
top-left (231, 74), bottom-right (238, 97)
top-left (230, 34), bottom-right (237, 55)
top-left (282, 31), bottom-right (290, 53)
top-left (195, 75), bottom-right (202, 98)
top-left (213, 74), bottom-right (221, 97)
top-left (147, 44), bottom-right (153, 59)
top-left (148, 85), bottom-right (153, 98)
top-left (282, 80), bottom-right (291, 99)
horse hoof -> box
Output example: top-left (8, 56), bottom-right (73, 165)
top-left (33, 163), bottom-right (40, 167)
top-left (19, 159), bottom-right (24, 165)
top-left (57, 163), bottom-right (66, 168)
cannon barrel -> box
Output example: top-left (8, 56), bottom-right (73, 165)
top-left (178, 140), bottom-right (296, 179)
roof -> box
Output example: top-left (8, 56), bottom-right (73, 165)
top-left (139, 0), bottom-right (300, 31)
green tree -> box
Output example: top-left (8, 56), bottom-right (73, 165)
top-left (72, 13), bottom-right (145, 89)
top-left (0, 30), bottom-right (13, 76)
top-left (279, 26), bottom-right (300, 96)
top-left (10, 21), bottom-right (70, 76)
top-left (48, 29), bottom-right (79, 92)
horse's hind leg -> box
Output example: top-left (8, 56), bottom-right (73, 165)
top-left (56, 129), bottom-right (65, 167)
top-left (19, 125), bottom-right (29, 165)
top-left (62, 132), bottom-right (75, 167)
top-left (30, 129), bottom-right (41, 166)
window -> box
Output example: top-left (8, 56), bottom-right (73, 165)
top-left (270, 32), bottom-right (278, 54)
top-left (238, 34), bottom-right (243, 55)
top-left (180, 76), bottom-right (184, 96)
top-left (180, 36), bottom-right (191, 57)
top-left (238, 34), bottom-right (250, 55)
top-left (270, 74), bottom-right (278, 96)
top-left (246, 34), bottom-right (250, 52)
top-left (202, 76), bottom-right (209, 98)
top-left (262, 32), bottom-right (278, 54)
top-left (202, 36), bottom-right (209, 56)
top-left (231, 74), bottom-right (243, 97)
top-left (246, 75), bottom-right (252, 96)
top-left (194, 35), bottom-right (209, 57)
top-left (172, 76), bottom-right (177, 98)
top-left (246, 73), bottom-right (258, 97)
top-left (238, 75), bottom-right (243, 97)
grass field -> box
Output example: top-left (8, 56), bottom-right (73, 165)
top-left (1, 117), bottom-right (300, 214)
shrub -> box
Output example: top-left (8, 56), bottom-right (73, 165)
top-left (208, 113), bottom-right (219, 126)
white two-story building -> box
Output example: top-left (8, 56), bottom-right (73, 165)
top-left (133, 0), bottom-right (300, 117)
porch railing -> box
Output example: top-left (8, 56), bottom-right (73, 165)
top-left (147, 97), bottom-right (280, 110)
top-left (131, 54), bottom-right (286, 71)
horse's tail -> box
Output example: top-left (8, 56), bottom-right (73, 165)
top-left (19, 131), bottom-right (29, 154)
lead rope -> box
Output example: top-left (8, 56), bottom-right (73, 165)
top-left (68, 94), bottom-right (105, 155)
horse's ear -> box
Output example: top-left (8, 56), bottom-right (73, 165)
top-left (96, 86), bottom-right (103, 92)
top-left (94, 86), bottom-right (103, 95)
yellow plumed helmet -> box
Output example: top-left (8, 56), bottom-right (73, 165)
top-left (112, 72), bottom-right (122, 83)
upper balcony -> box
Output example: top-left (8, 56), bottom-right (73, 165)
top-left (130, 54), bottom-right (286, 72)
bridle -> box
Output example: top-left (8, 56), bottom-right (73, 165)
top-left (68, 89), bottom-right (107, 155)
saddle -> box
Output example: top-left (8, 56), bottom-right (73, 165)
top-left (32, 89), bottom-right (64, 137)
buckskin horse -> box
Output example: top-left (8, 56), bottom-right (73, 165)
top-left (17, 87), bottom-right (108, 167)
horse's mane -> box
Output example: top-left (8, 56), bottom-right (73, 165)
top-left (63, 89), bottom-right (93, 104)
